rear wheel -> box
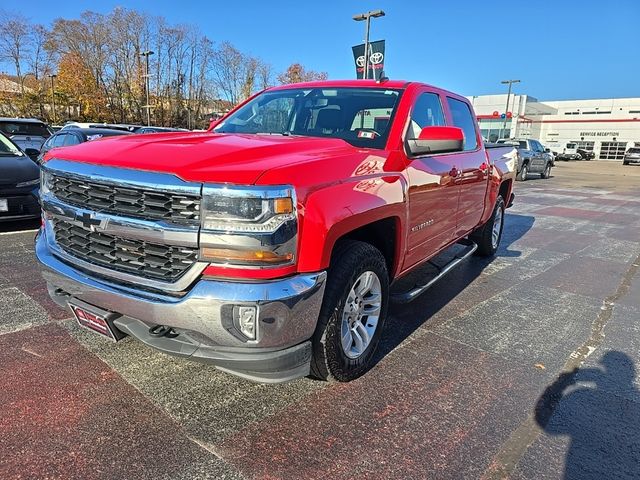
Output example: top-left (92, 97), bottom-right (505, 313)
top-left (623, 160), bottom-right (630, 165)
top-left (310, 240), bottom-right (389, 382)
top-left (517, 163), bottom-right (528, 181)
top-left (471, 196), bottom-right (505, 257)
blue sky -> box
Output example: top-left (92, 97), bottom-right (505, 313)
top-left (18, 0), bottom-right (640, 100)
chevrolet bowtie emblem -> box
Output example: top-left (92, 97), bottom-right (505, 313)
top-left (77, 212), bottom-right (105, 231)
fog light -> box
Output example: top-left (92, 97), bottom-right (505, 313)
top-left (234, 305), bottom-right (258, 340)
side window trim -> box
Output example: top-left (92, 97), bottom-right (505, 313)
top-left (445, 96), bottom-right (480, 152)
top-left (404, 90), bottom-right (446, 142)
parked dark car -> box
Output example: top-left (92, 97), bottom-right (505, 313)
top-left (0, 118), bottom-right (53, 153)
top-left (577, 148), bottom-right (596, 160)
top-left (39, 127), bottom-right (132, 160)
top-left (623, 147), bottom-right (640, 165)
top-left (136, 126), bottom-right (189, 134)
top-left (0, 131), bottom-right (40, 222)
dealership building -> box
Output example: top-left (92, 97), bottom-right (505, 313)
top-left (468, 93), bottom-right (640, 160)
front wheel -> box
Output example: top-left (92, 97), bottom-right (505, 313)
top-left (310, 240), bottom-right (389, 382)
top-left (541, 163), bottom-right (552, 179)
top-left (471, 196), bottom-right (505, 257)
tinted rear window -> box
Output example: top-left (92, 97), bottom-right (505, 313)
top-left (0, 121), bottom-right (51, 138)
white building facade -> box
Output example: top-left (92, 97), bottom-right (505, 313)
top-left (468, 94), bottom-right (640, 160)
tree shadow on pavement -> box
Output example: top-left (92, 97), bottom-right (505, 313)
top-left (535, 351), bottom-right (640, 479)
top-left (376, 213), bottom-right (534, 363)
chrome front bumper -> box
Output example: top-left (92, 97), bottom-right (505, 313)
top-left (36, 230), bottom-right (327, 382)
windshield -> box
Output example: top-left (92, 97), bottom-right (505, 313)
top-left (214, 87), bottom-right (403, 149)
top-left (0, 132), bottom-right (23, 156)
top-left (566, 143), bottom-right (577, 149)
top-left (0, 121), bottom-right (51, 138)
top-left (628, 148), bottom-right (640, 154)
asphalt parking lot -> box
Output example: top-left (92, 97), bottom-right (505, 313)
top-left (1, 161), bottom-right (639, 480)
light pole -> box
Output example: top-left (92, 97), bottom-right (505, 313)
top-left (140, 50), bottom-right (154, 126)
top-left (353, 10), bottom-right (385, 80)
top-left (48, 74), bottom-right (57, 124)
top-left (500, 79), bottom-right (520, 139)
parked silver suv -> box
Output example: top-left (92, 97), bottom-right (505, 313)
top-left (0, 118), bottom-right (53, 153)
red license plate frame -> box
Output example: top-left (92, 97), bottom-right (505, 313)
top-left (69, 303), bottom-right (119, 341)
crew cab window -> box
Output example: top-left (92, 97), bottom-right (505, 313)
top-left (407, 93), bottom-right (445, 139)
top-left (215, 87), bottom-right (402, 149)
top-left (446, 97), bottom-right (479, 151)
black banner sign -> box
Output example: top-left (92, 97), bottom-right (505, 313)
top-left (352, 40), bottom-right (385, 80)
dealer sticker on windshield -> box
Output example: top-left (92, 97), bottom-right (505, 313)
top-left (0, 199), bottom-right (8, 212)
top-left (357, 131), bottom-right (377, 139)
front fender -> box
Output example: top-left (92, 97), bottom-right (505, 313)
top-left (296, 175), bottom-right (407, 275)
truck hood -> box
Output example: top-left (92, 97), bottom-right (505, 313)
top-left (44, 132), bottom-right (356, 184)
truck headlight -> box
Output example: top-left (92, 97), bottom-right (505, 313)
top-left (199, 185), bottom-right (297, 267)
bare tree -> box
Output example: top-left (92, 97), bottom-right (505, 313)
top-left (0, 11), bottom-right (31, 103)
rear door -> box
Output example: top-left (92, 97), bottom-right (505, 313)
top-left (445, 96), bottom-right (488, 236)
top-left (530, 140), bottom-right (546, 172)
top-left (404, 90), bottom-right (460, 269)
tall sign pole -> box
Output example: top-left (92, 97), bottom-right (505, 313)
top-left (500, 79), bottom-right (520, 139)
top-left (140, 50), bottom-right (155, 126)
top-left (353, 10), bottom-right (385, 80)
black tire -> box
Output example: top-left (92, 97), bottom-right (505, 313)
top-left (623, 161), bottom-right (630, 166)
top-left (471, 196), bottom-right (505, 257)
top-left (310, 240), bottom-right (389, 382)
top-left (517, 163), bottom-right (528, 181)
top-left (540, 163), bottom-right (552, 179)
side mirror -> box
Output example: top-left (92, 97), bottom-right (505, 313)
top-left (24, 148), bottom-right (40, 160)
top-left (544, 147), bottom-right (550, 153)
top-left (407, 126), bottom-right (464, 156)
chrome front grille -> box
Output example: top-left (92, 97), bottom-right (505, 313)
top-left (52, 218), bottom-right (198, 281)
top-left (49, 174), bottom-right (201, 225)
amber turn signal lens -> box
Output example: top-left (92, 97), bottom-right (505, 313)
top-left (201, 247), bottom-right (293, 264)
top-left (274, 197), bottom-right (293, 215)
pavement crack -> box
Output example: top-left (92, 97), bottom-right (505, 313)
top-left (481, 252), bottom-right (640, 480)
top-left (21, 346), bottom-right (43, 357)
top-left (187, 435), bottom-right (226, 461)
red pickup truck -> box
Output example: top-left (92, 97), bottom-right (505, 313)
top-left (36, 80), bottom-right (516, 383)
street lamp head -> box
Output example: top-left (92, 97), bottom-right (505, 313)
top-left (140, 50), bottom-right (155, 57)
top-left (501, 79), bottom-right (521, 84)
top-left (370, 10), bottom-right (385, 18)
top-left (353, 14), bottom-right (366, 21)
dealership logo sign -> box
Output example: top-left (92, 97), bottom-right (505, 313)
top-left (369, 52), bottom-right (383, 65)
top-left (356, 52), bottom-right (384, 67)
top-left (351, 40), bottom-right (386, 80)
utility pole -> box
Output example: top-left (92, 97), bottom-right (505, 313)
top-left (500, 79), bottom-right (520, 139)
top-left (353, 10), bottom-right (385, 80)
top-left (140, 50), bottom-right (155, 126)
top-left (48, 74), bottom-right (57, 124)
